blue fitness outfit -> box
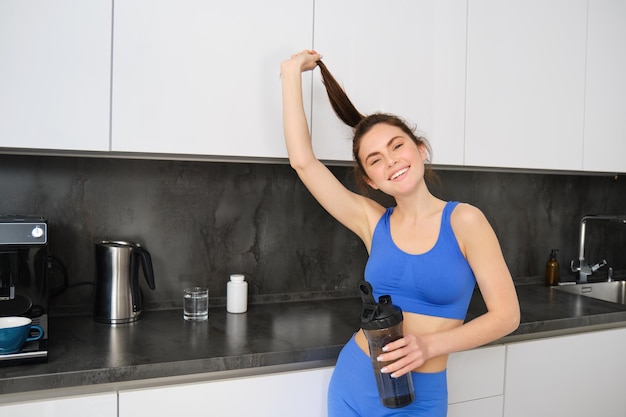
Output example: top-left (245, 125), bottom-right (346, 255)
top-left (328, 201), bottom-right (476, 417)
top-left (366, 201), bottom-right (476, 321)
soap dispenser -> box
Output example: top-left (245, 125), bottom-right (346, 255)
top-left (545, 249), bottom-right (560, 286)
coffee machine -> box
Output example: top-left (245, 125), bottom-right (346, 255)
top-left (0, 215), bottom-right (49, 364)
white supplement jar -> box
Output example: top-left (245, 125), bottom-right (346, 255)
top-left (227, 274), bottom-right (248, 313)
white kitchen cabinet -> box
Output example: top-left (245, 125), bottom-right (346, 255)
top-left (0, 0), bottom-right (112, 152)
top-left (111, 0), bottom-right (313, 158)
top-left (312, 0), bottom-right (467, 165)
top-left (0, 392), bottom-right (117, 417)
top-left (583, 0), bottom-right (626, 173)
top-left (3, 0), bottom-right (625, 174)
top-left (118, 367), bottom-right (333, 417)
top-left (118, 348), bottom-right (506, 417)
top-left (503, 327), bottom-right (626, 417)
top-left (447, 345), bottom-right (505, 417)
top-left (465, 0), bottom-right (588, 171)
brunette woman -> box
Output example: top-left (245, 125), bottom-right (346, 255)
top-left (280, 50), bottom-right (520, 417)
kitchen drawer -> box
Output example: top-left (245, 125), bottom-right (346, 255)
top-left (447, 344), bottom-right (506, 404)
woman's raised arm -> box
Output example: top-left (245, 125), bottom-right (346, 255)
top-left (280, 51), bottom-right (378, 242)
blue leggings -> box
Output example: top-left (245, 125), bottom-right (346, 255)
top-left (328, 335), bottom-right (448, 417)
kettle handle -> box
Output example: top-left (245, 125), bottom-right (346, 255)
top-left (136, 248), bottom-right (156, 290)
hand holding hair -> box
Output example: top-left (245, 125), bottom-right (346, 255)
top-left (282, 49), bottom-right (322, 73)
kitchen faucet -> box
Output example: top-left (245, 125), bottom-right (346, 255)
top-left (570, 215), bottom-right (626, 283)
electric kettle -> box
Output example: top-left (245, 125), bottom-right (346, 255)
top-left (94, 241), bottom-right (156, 324)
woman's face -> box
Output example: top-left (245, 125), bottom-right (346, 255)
top-left (357, 123), bottom-right (427, 194)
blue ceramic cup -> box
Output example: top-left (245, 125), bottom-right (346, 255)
top-left (0, 316), bottom-right (44, 355)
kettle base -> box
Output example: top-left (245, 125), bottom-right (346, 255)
top-left (94, 313), bottom-right (142, 325)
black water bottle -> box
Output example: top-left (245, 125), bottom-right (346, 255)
top-left (359, 281), bottom-right (415, 408)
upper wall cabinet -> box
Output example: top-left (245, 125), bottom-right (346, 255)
top-left (465, 0), bottom-right (588, 171)
top-left (583, 0), bottom-right (626, 173)
top-left (312, 0), bottom-right (467, 165)
top-left (0, 0), bottom-right (112, 152)
top-left (111, 0), bottom-right (313, 158)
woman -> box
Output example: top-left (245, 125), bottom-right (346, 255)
top-left (281, 50), bottom-right (520, 417)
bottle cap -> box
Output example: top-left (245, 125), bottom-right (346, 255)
top-left (230, 274), bottom-right (245, 282)
top-left (358, 281), bottom-right (403, 330)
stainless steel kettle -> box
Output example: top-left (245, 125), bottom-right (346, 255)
top-left (94, 241), bottom-right (156, 324)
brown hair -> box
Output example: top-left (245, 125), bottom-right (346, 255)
top-left (316, 60), bottom-right (436, 190)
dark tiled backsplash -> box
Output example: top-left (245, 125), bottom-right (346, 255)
top-left (1, 154), bottom-right (625, 312)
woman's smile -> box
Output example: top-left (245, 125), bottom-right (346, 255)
top-left (389, 166), bottom-right (409, 181)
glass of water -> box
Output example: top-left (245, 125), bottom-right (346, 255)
top-left (183, 287), bottom-right (209, 321)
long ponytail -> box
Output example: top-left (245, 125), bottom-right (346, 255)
top-left (316, 60), bottom-right (365, 128)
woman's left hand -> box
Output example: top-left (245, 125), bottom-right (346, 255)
top-left (377, 334), bottom-right (428, 378)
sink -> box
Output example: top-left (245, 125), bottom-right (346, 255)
top-left (554, 281), bottom-right (626, 305)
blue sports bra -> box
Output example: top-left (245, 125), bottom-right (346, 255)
top-left (364, 201), bottom-right (476, 320)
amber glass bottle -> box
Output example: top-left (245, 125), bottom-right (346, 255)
top-left (545, 249), bottom-right (560, 286)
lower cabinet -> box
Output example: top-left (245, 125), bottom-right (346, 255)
top-left (118, 367), bottom-right (334, 417)
top-left (0, 392), bottom-right (117, 417)
top-left (118, 347), bottom-right (507, 417)
top-left (503, 327), bottom-right (626, 417)
top-left (447, 345), bottom-right (506, 417)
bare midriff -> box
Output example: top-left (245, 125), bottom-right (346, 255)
top-left (354, 311), bottom-right (463, 373)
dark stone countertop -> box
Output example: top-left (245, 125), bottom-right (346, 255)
top-left (2, 283), bottom-right (626, 399)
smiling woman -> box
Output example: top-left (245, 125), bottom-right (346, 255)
top-left (358, 124), bottom-right (427, 196)
top-left (280, 50), bottom-right (520, 417)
